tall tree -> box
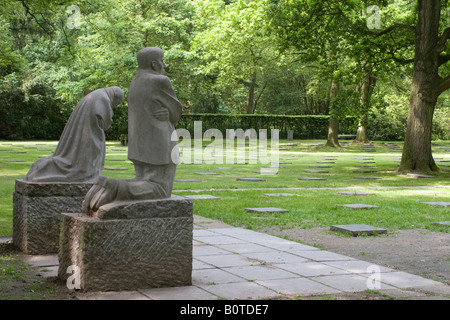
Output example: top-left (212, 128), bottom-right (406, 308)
top-left (399, 0), bottom-right (450, 173)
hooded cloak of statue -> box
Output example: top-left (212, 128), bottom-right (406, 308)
top-left (24, 86), bottom-right (123, 183)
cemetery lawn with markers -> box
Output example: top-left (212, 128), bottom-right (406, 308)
top-left (0, 139), bottom-right (449, 236)
top-left (0, 139), bottom-right (449, 299)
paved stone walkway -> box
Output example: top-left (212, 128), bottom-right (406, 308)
top-left (5, 215), bottom-right (449, 300)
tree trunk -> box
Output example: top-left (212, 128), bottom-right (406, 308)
top-left (354, 70), bottom-right (377, 143)
top-left (246, 72), bottom-right (257, 114)
top-left (326, 79), bottom-right (340, 147)
top-left (399, 0), bottom-right (443, 173)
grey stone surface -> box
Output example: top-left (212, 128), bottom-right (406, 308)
top-left (304, 170), bottom-right (329, 173)
top-left (421, 202), bottom-right (450, 207)
top-left (194, 172), bottom-right (219, 175)
top-left (336, 204), bottom-right (380, 209)
top-left (263, 193), bottom-right (299, 197)
top-left (406, 173), bottom-right (434, 178)
top-left (184, 194), bottom-right (221, 200)
top-left (330, 224), bottom-right (387, 236)
top-left (175, 179), bottom-right (201, 182)
top-left (236, 178), bottom-right (266, 181)
top-left (13, 179), bottom-right (92, 254)
top-left (58, 196), bottom-right (193, 292)
top-left (245, 207), bottom-right (289, 213)
top-left (434, 221), bottom-right (450, 226)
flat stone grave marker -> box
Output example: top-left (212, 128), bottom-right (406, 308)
top-left (217, 167), bottom-right (233, 169)
top-left (406, 173), bottom-right (433, 179)
top-left (253, 170), bottom-right (278, 175)
top-left (336, 204), bottom-right (380, 209)
top-left (195, 172), bottom-right (220, 175)
top-left (175, 179), bottom-right (201, 182)
top-left (316, 161), bottom-right (335, 163)
top-left (421, 202), bottom-right (450, 207)
top-left (337, 191), bottom-right (374, 196)
top-left (245, 207), bottom-right (289, 213)
top-left (354, 165), bottom-right (376, 167)
top-left (434, 221), bottom-right (450, 226)
top-left (353, 170), bottom-right (378, 173)
top-left (353, 176), bottom-right (382, 180)
top-left (304, 170), bottom-right (329, 173)
top-left (330, 224), bottom-right (387, 236)
top-left (184, 194), bottom-right (220, 200)
top-left (309, 165), bottom-right (332, 168)
top-left (236, 178), bottom-right (266, 181)
top-left (356, 161), bottom-right (375, 163)
top-left (6, 160), bottom-right (25, 162)
top-left (263, 193), bottom-right (299, 197)
top-left (409, 190), bottom-right (444, 194)
top-left (298, 177), bottom-right (326, 181)
top-left (10, 151), bottom-right (26, 153)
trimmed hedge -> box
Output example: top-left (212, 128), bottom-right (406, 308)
top-left (176, 113), bottom-right (358, 139)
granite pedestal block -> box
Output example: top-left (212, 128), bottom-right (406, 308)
top-left (13, 179), bottom-right (92, 255)
top-left (58, 195), bottom-right (193, 292)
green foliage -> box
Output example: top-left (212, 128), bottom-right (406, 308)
top-left (0, 76), bottom-right (68, 140)
top-left (0, 0), bottom-right (448, 142)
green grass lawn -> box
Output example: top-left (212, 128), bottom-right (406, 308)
top-left (0, 139), bottom-right (449, 236)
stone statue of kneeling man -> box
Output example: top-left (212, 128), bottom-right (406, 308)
top-left (82, 47), bottom-right (182, 213)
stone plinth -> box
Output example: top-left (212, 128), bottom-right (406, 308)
top-left (13, 179), bottom-right (93, 255)
top-left (58, 195), bottom-right (193, 292)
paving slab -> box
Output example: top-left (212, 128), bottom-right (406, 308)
top-left (406, 173), bottom-right (434, 178)
top-left (336, 204), bottom-right (380, 209)
top-left (197, 281), bottom-right (279, 300)
top-left (330, 224), bottom-right (387, 236)
top-left (421, 202), bottom-right (450, 207)
top-left (195, 172), bottom-right (220, 175)
top-left (263, 193), bottom-right (299, 197)
top-left (236, 178), bottom-right (266, 181)
top-left (255, 277), bottom-right (340, 296)
top-left (245, 207), bottom-right (290, 213)
top-left (311, 274), bottom-right (395, 292)
top-left (184, 195), bottom-right (221, 200)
